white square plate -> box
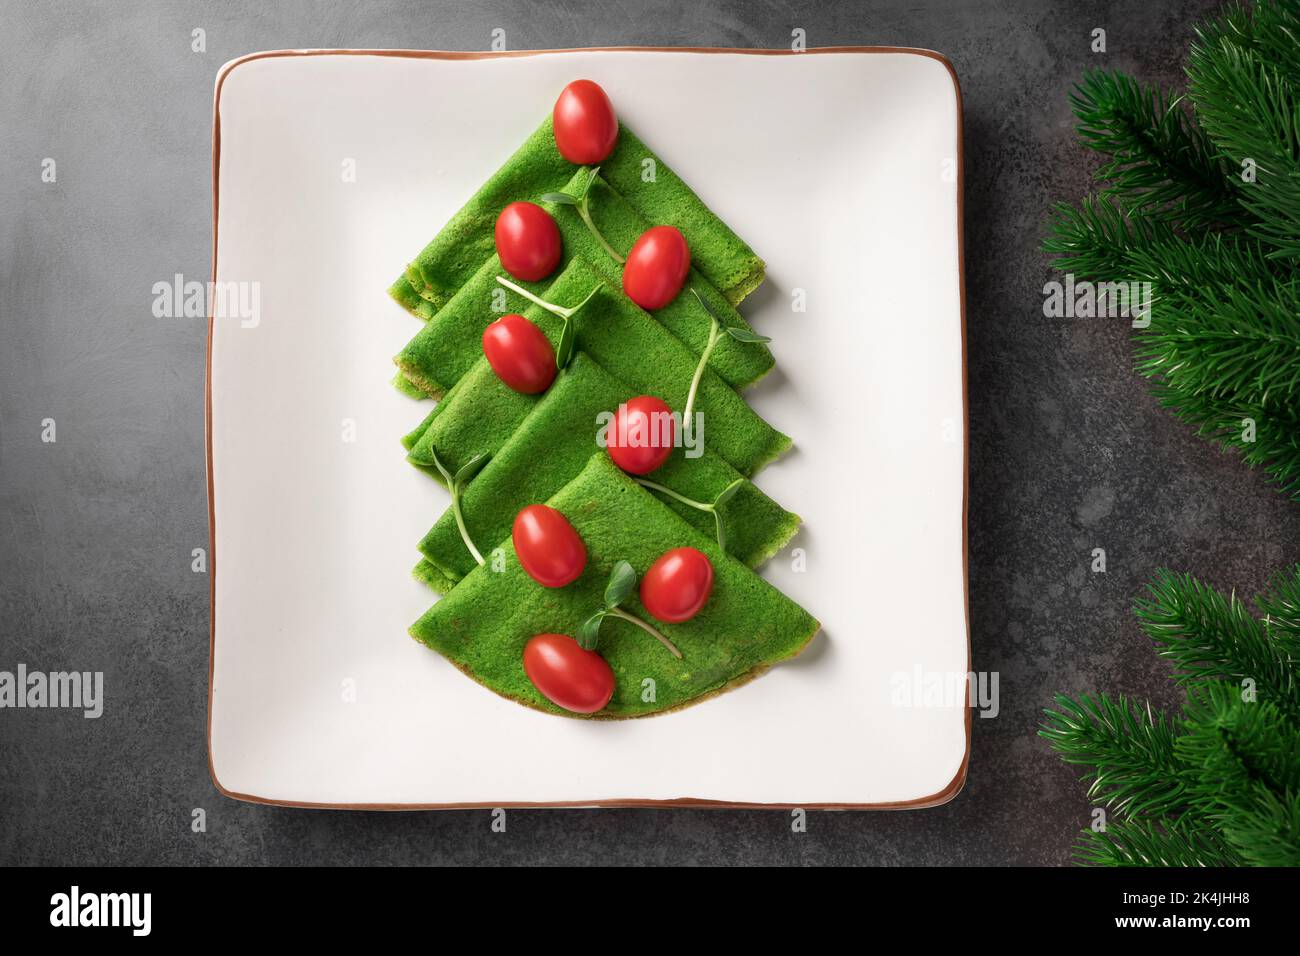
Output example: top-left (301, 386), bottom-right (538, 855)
top-left (208, 47), bottom-right (968, 808)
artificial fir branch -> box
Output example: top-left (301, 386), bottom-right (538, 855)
top-left (1044, 566), bottom-right (1300, 866)
top-left (1046, 198), bottom-right (1300, 409)
top-left (1178, 686), bottom-right (1300, 866)
top-left (1045, 0), bottom-right (1300, 499)
top-left (1135, 279), bottom-right (1300, 410)
top-left (1046, 198), bottom-right (1300, 455)
top-left (1189, 1), bottom-right (1300, 259)
top-left (1071, 818), bottom-right (1242, 867)
top-left (1124, 231), bottom-right (1284, 290)
top-left (1196, 0), bottom-right (1300, 78)
top-left (1044, 196), bottom-right (1160, 278)
top-left (1039, 694), bottom-right (1196, 821)
top-left (1134, 569), bottom-right (1300, 720)
top-left (1146, 381), bottom-right (1300, 499)
top-left (1214, 787), bottom-right (1300, 866)
top-left (1257, 564), bottom-right (1300, 649)
top-left (1044, 196), bottom-right (1281, 288)
top-left (1069, 68), bottom-right (1240, 229)
top-left (1177, 683), bottom-right (1300, 796)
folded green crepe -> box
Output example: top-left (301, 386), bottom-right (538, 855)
top-left (393, 370), bottom-right (430, 401)
top-left (396, 172), bottom-right (772, 395)
top-left (400, 406), bottom-right (439, 452)
top-left (410, 452), bottom-right (819, 718)
top-left (391, 116), bottom-right (764, 316)
top-left (402, 362), bottom-right (528, 475)
top-left (413, 557), bottom-right (460, 596)
top-left (391, 279), bottom-right (437, 322)
top-left (418, 351), bottom-right (800, 587)
top-left (404, 257), bottom-right (789, 478)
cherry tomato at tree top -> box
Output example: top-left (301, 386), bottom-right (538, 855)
top-left (495, 202), bottom-right (562, 282)
top-left (640, 547), bottom-right (714, 624)
top-left (482, 313), bottom-right (556, 394)
top-left (552, 79), bottom-right (619, 165)
top-left (606, 395), bottom-right (675, 475)
top-left (512, 504), bottom-right (587, 588)
top-left (523, 633), bottom-right (615, 714)
top-left (622, 226), bottom-right (690, 310)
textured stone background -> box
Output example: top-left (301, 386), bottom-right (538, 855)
top-left (2, 0), bottom-right (1295, 865)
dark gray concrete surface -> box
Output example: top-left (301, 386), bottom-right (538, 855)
top-left (2, 0), bottom-right (1296, 866)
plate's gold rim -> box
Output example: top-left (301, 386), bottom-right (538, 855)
top-left (206, 46), bottom-right (969, 812)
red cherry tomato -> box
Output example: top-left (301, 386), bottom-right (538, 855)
top-left (512, 504), bottom-right (587, 588)
top-left (495, 202), bottom-right (562, 282)
top-left (552, 79), bottom-right (619, 165)
top-left (606, 395), bottom-right (675, 475)
top-left (622, 226), bottom-right (690, 310)
top-left (482, 314), bottom-right (556, 394)
top-left (640, 547), bottom-right (714, 623)
top-left (523, 633), bottom-right (615, 714)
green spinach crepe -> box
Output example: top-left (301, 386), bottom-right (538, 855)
top-left (391, 116), bottom-right (764, 317)
top-left (404, 257), bottom-right (789, 479)
top-left (396, 171), bottom-right (771, 396)
top-left (413, 556), bottom-right (460, 596)
top-left (411, 453), bottom-right (819, 718)
top-left (417, 352), bottom-right (800, 587)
